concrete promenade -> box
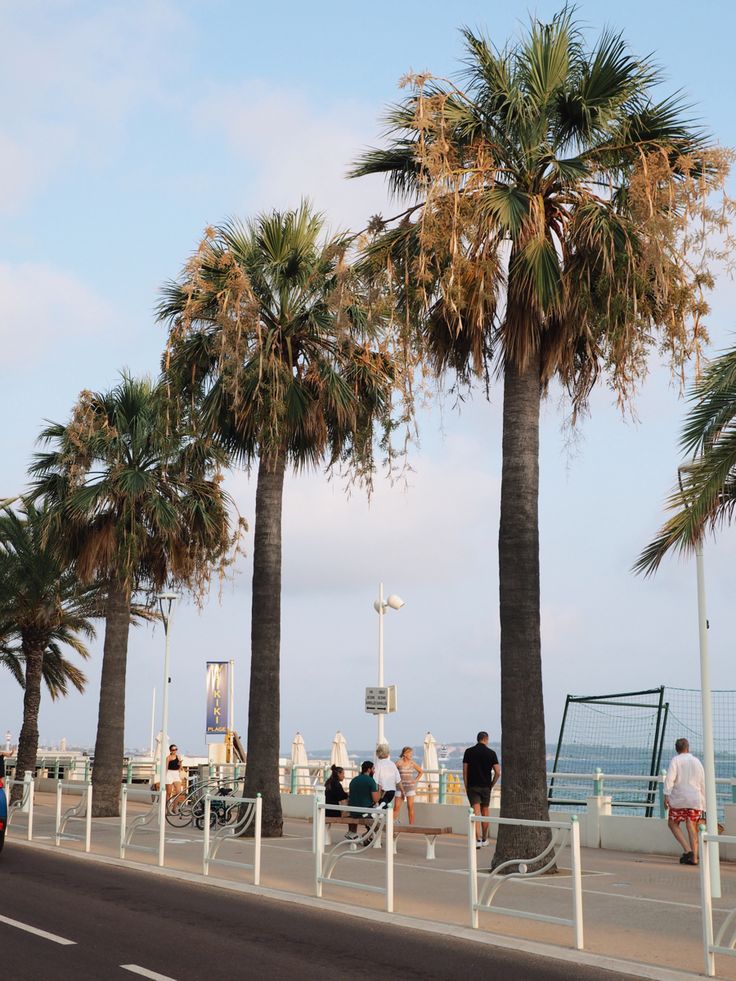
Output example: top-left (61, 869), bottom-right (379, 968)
top-left (8, 791), bottom-right (736, 980)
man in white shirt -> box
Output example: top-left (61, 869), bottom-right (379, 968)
top-left (373, 743), bottom-right (401, 811)
top-left (664, 737), bottom-right (706, 866)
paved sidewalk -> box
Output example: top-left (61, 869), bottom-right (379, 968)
top-left (9, 793), bottom-right (736, 980)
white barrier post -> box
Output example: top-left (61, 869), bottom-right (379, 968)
top-left (570, 816), bottom-right (584, 950)
top-left (700, 829), bottom-right (715, 977)
top-left (315, 797), bottom-right (325, 898)
top-left (385, 806), bottom-right (394, 913)
top-left (84, 783), bottom-right (92, 853)
top-left (468, 810), bottom-right (479, 928)
top-left (27, 779), bottom-right (34, 841)
top-left (254, 794), bottom-right (262, 886)
top-left (120, 784), bottom-right (128, 858)
top-left (203, 794), bottom-right (211, 876)
top-left (55, 780), bottom-right (62, 847)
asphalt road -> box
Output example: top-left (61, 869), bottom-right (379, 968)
top-left (1, 847), bottom-right (631, 981)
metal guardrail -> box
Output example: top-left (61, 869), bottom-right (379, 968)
top-left (55, 780), bottom-right (92, 851)
top-left (700, 828), bottom-right (735, 977)
top-left (468, 812), bottom-right (583, 949)
top-left (202, 793), bottom-right (262, 883)
top-left (6, 774), bottom-right (34, 839)
top-left (314, 795), bottom-right (394, 912)
top-left (120, 784), bottom-right (161, 859)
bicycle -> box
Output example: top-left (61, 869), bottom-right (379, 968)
top-left (194, 786), bottom-right (237, 829)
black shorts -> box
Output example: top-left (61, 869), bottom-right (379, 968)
top-left (467, 786), bottom-right (491, 808)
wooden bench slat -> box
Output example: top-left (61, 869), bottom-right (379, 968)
top-left (322, 817), bottom-right (451, 834)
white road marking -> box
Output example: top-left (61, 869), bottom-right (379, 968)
top-left (121, 966), bottom-right (179, 981)
top-left (0, 914), bottom-right (76, 945)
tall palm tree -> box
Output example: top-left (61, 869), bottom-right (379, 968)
top-left (352, 11), bottom-right (723, 864)
top-left (30, 376), bottom-right (240, 816)
top-left (0, 501), bottom-right (95, 800)
top-left (158, 205), bottom-right (397, 836)
top-left (637, 346), bottom-right (736, 572)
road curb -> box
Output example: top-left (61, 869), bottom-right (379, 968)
top-left (12, 837), bottom-right (702, 981)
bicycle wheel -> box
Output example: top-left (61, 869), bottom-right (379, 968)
top-left (166, 794), bottom-right (194, 828)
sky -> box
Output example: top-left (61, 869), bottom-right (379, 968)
top-left (1, 0), bottom-right (735, 759)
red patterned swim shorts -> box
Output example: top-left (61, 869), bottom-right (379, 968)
top-left (668, 807), bottom-right (703, 824)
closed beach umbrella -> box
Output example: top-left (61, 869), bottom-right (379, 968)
top-left (423, 731), bottom-right (440, 799)
top-left (330, 731), bottom-right (350, 771)
top-left (290, 732), bottom-right (310, 792)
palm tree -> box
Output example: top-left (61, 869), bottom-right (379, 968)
top-left (0, 501), bottom-right (95, 800)
top-left (30, 376), bottom-right (240, 816)
top-left (637, 346), bottom-right (736, 573)
top-left (158, 204), bottom-right (397, 836)
top-left (1, 640), bottom-right (88, 700)
top-left (352, 11), bottom-right (724, 865)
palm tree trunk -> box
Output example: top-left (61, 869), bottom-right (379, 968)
top-left (12, 631), bottom-right (46, 804)
top-left (91, 581), bottom-right (131, 817)
top-left (494, 349), bottom-right (553, 870)
top-left (243, 450), bottom-right (286, 837)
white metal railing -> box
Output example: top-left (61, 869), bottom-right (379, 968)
top-left (548, 770), bottom-right (736, 818)
top-left (468, 812), bottom-right (583, 950)
top-left (202, 792), bottom-right (262, 883)
top-left (55, 780), bottom-right (92, 852)
top-left (314, 796), bottom-right (394, 912)
top-left (700, 828), bottom-right (736, 976)
top-left (6, 773), bottom-right (34, 839)
top-left (120, 784), bottom-right (161, 859)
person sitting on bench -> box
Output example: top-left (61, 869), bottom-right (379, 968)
top-left (346, 761), bottom-right (380, 839)
top-left (324, 765), bottom-right (348, 817)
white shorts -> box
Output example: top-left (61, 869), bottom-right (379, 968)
top-left (399, 786), bottom-right (416, 798)
top-left (165, 771), bottom-right (181, 786)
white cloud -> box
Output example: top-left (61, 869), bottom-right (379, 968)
top-left (225, 430), bottom-right (498, 595)
top-left (0, 262), bottom-right (113, 366)
top-left (0, 1), bottom-right (185, 211)
top-left (194, 81), bottom-right (395, 231)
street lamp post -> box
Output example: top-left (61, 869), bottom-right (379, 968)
top-left (678, 466), bottom-right (720, 898)
top-left (373, 583), bottom-right (404, 748)
top-left (157, 591), bottom-right (179, 868)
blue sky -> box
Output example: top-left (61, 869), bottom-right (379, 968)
top-left (2, 1), bottom-right (735, 759)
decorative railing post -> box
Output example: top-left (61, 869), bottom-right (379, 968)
top-left (593, 768), bottom-right (603, 797)
top-left (439, 767), bottom-right (447, 805)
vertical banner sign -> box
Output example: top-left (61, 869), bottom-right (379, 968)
top-left (206, 661), bottom-right (230, 734)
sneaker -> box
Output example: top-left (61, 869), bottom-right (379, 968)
top-left (479, 839), bottom-right (489, 848)
top-left (344, 832), bottom-right (359, 840)
top-left (679, 851), bottom-right (693, 864)
top-left (475, 840), bottom-right (482, 849)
